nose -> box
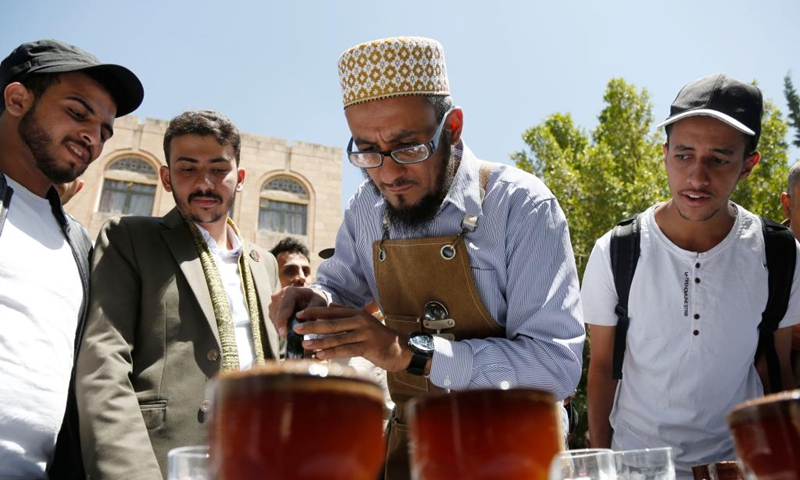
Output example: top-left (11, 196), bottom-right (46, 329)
top-left (292, 274), bottom-right (307, 287)
top-left (79, 119), bottom-right (104, 144)
top-left (688, 158), bottom-right (710, 188)
top-left (78, 123), bottom-right (103, 159)
top-left (375, 154), bottom-right (407, 185)
top-left (194, 171), bottom-right (215, 190)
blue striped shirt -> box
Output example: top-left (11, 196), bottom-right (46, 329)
top-left (315, 144), bottom-right (585, 400)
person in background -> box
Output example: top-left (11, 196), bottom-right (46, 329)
top-left (76, 110), bottom-right (282, 479)
top-left (780, 159), bottom-right (800, 387)
top-left (584, 74), bottom-right (800, 479)
top-left (270, 36), bottom-right (585, 479)
top-left (270, 236), bottom-right (312, 288)
top-left (0, 39), bottom-right (143, 479)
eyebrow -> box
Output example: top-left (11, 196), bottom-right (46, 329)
top-left (173, 156), bottom-right (233, 164)
top-left (674, 144), bottom-right (735, 155)
top-left (353, 129), bottom-right (422, 148)
top-left (68, 96), bottom-right (114, 139)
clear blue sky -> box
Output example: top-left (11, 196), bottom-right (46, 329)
top-left (3, 0), bottom-right (799, 209)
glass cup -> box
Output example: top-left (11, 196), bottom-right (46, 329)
top-left (613, 447), bottom-right (675, 480)
top-left (708, 461), bottom-right (744, 480)
top-left (408, 388), bottom-right (563, 480)
top-left (167, 445), bottom-right (209, 480)
top-left (549, 448), bottom-right (616, 480)
top-left (726, 389), bottom-right (800, 479)
top-left (207, 360), bottom-right (386, 480)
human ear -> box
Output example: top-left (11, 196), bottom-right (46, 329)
top-left (447, 108), bottom-right (464, 145)
top-left (159, 165), bottom-right (173, 192)
top-left (739, 152), bottom-right (759, 180)
top-left (781, 192), bottom-right (792, 221)
top-left (3, 82), bottom-right (34, 118)
top-left (236, 168), bottom-right (246, 192)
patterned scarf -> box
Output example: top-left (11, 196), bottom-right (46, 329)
top-left (184, 216), bottom-right (267, 372)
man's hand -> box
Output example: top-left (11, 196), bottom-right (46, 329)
top-left (294, 306), bottom-right (412, 373)
top-left (269, 287), bottom-right (329, 337)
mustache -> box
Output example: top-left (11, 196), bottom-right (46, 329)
top-left (64, 136), bottom-right (91, 154)
top-left (380, 178), bottom-right (419, 189)
top-left (188, 192), bottom-right (223, 203)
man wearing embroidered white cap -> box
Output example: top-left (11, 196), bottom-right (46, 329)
top-left (583, 74), bottom-right (800, 478)
top-left (270, 36), bottom-right (585, 478)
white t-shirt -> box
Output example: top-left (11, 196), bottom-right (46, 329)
top-left (581, 204), bottom-right (800, 480)
top-left (195, 224), bottom-right (255, 369)
top-left (0, 178), bottom-right (82, 479)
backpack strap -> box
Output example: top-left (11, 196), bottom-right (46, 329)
top-left (756, 217), bottom-right (796, 393)
top-left (609, 214), bottom-right (641, 380)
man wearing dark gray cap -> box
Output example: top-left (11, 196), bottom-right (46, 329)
top-left (582, 74), bottom-right (800, 478)
top-left (0, 39), bottom-right (143, 479)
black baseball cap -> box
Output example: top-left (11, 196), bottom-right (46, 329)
top-left (0, 39), bottom-right (144, 117)
top-left (657, 73), bottom-right (763, 147)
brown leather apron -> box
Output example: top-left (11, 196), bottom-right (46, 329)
top-left (374, 165), bottom-right (505, 479)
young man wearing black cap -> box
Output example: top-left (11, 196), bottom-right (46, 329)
top-left (583, 74), bottom-right (800, 478)
top-left (0, 39), bottom-right (143, 479)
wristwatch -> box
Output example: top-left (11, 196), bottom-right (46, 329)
top-left (407, 332), bottom-right (435, 376)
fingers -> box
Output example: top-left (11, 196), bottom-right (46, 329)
top-left (268, 287), bottom-right (327, 337)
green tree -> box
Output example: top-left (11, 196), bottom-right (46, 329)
top-left (513, 77), bottom-right (791, 447)
top-left (784, 72), bottom-right (800, 148)
top-left (731, 99), bottom-right (789, 220)
top-left (512, 78), bottom-right (667, 274)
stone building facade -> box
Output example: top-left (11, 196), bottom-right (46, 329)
top-left (65, 115), bottom-right (343, 272)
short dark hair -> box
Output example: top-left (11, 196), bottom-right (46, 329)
top-left (270, 237), bottom-right (310, 261)
top-left (664, 122), bottom-right (758, 156)
top-left (0, 72), bottom-right (61, 115)
top-left (163, 110), bottom-right (241, 165)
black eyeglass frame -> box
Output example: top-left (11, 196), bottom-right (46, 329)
top-left (346, 107), bottom-right (457, 169)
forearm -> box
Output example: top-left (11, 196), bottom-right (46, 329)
top-left (428, 334), bottom-right (583, 399)
top-left (587, 365), bottom-right (617, 448)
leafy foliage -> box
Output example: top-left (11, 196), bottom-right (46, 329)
top-left (731, 99), bottom-right (789, 220)
top-left (513, 77), bottom-right (792, 447)
top-left (784, 73), bottom-right (800, 148)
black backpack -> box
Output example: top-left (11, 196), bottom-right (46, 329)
top-left (609, 214), bottom-right (796, 394)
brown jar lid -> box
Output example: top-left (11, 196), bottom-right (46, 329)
top-left (727, 389), bottom-right (800, 427)
top-left (210, 359), bottom-right (384, 403)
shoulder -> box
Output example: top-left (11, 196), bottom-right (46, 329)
top-left (65, 213), bottom-right (91, 242)
top-left (246, 243), bottom-right (279, 270)
top-left (346, 180), bottom-right (382, 209)
top-left (341, 181), bottom-right (384, 232)
top-left (95, 215), bottom-right (168, 251)
top-left (102, 215), bottom-right (163, 236)
top-left (486, 163), bottom-right (556, 205)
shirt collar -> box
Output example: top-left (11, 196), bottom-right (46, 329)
top-left (194, 222), bottom-right (243, 258)
top-left (442, 141), bottom-right (484, 219)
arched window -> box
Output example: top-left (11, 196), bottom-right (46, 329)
top-left (98, 156), bottom-right (158, 216)
top-left (258, 177), bottom-right (308, 235)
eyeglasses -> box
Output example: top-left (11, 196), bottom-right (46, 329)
top-left (346, 107), bottom-right (456, 169)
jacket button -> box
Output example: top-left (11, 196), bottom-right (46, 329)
top-left (200, 400), bottom-right (211, 413)
top-left (207, 349), bottom-right (219, 361)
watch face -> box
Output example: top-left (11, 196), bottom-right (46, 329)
top-left (409, 333), bottom-right (435, 353)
